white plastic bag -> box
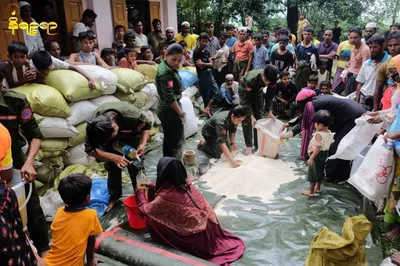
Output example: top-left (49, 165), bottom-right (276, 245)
top-left (380, 257), bottom-right (396, 266)
top-left (90, 95), bottom-right (120, 107)
top-left (141, 110), bottom-right (155, 127)
top-left (255, 118), bottom-right (284, 159)
top-left (182, 85), bottom-right (199, 98)
top-left (329, 115), bottom-right (382, 160)
top-left (77, 65), bottom-right (118, 95)
top-left (39, 190), bottom-right (65, 221)
top-left (63, 143), bottom-right (95, 167)
top-left (66, 100), bottom-right (97, 126)
top-left (180, 97), bottom-right (198, 138)
top-left (142, 83), bottom-right (159, 111)
top-left (348, 135), bottom-right (395, 201)
top-left (39, 117), bottom-right (78, 138)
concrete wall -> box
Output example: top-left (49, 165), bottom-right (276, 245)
top-left (162, 0), bottom-right (177, 32)
top-left (81, 0), bottom-right (178, 50)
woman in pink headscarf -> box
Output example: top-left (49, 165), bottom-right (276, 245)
top-left (282, 90), bottom-right (365, 182)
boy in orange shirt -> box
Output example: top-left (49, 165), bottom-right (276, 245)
top-left (45, 174), bottom-right (103, 266)
top-left (233, 27), bottom-right (253, 81)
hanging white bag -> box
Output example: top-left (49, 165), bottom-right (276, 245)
top-left (255, 118), bottom-right (284, 159)
top-left (329, 115), bottom-right (382, 160)
top-left (348, 135), bottom-right (395, 201)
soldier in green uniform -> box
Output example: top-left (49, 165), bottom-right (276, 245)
top-left (85, 102), bottom-right (151, 212)
top-left (239, 65), bottom-right (280, 155)
top-left (156, 43), bottom-right (186, 160)
top-left (198, 106), bottom-right (247, 168)
top-left (0, 61), bottom-right (50, 256)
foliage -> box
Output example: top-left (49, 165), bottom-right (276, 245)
top-left (177, 0), bottom-right (396, 34)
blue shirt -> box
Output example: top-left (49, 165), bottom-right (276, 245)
top-left (270, 43), bottom-right (295, 55)
top-left (252, 45), bottom-right (268, 70)
top-left (226, 37), bottom-right (238, 48)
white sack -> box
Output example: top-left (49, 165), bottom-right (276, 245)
top-left (77, 64), bottom-right (118, 94)
top-left (142, 83), bottom-right (159, 111)
top-left (348, 135), bottom-right (395, 201)
top-left (182, 85), bottom-right (199, 98)
top-left (90, 95), bottom-right (120, 107)
top-left (63, 143), bottom-right (95, 167)
top-left (151, 110), bottom-right (161, 125)
top-left (255, 118), bottom-right (284, 159)
top-left (329, 115), bottom-right (383, 160)
top-left (141, 110), bottom-right (155, 127)
top-left (180, 97), bottom-right (198, 138)
top-left (39, 117), bottom-right (78, 138)
top-left (66, 100), bottom-right (97, 126)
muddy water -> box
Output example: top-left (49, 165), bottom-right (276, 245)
top-left (142, 127), bottom-right (383, 266)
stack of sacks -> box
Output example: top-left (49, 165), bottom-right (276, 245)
top-left (141, 83), bottom-right (161, 136)
top-left (12, 84), bottom-right (73, 192)
top-left (178, 67), bottom-right (203, 115)
top-left (44, 67), bottom-right (119, 168)
top-left (112, 68), bottom-right (152, 109)
top-left (136, 64), bottom-right (158, 80)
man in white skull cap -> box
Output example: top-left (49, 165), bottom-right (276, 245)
top-left (362, 22), bottom-right (377, 43)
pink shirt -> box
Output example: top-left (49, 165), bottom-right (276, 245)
top-left (348, 42), bottom-right (370, 75)
top-left (118, 58), bottom-right (137, 70)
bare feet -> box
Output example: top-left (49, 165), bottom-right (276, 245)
top-left (245, 147), bottom-right (253, 155)
top-left (387, 225), bottom-right (400, 240)
top-left (301, 190), bottom-right (314, 197)
top-left (106, 199), bottom-right (119, 213)
top-left (314, 189), bottom-right (321, 193)
top-left (392, 252), bottom-right (400, 266)
top-left (197, 138), bottom-right (205, 150)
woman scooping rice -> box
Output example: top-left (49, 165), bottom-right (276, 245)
top-left (197, 105), bottom-right (247, 168)
top-left (156, 43), bottom-right (185, 160)
top-left (136, 157), bottom-right (246, 265)
top-left (282, 90), bottom-right (365, 182)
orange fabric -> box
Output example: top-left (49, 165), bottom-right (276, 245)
top-left (234, 41), bottom-right (254, 61)
top-left (45, 208), bottom-right (103, 266)
top-left (118, 58), bottom-right (137, 70)
top-left (394, 54), bottom-right (400, 74)
top-left (0, 124), bottom-right (12, 171)
top-left (381, 86), bottom-right (394, 110)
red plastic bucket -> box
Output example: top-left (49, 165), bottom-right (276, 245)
top-left (124, 195), bottom-right (147, 229)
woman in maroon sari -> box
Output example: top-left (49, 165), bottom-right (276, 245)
top-left (136, 157), bottom-right (245, 265)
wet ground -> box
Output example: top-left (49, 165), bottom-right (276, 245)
top-left (101, 123), bottom-right (384, 266)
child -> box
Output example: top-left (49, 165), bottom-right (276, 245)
top-left (301, 74), bottom-right (321, 95)
top-left (118, 31), bottom-right (136, 60)
top-left (302, 110), bottom-right (333, 197)
top-left (101, 48), bottom-right (117, 67)
top-left (44, 40), bottom-right (66, 61)
top-left (136, 46), bottom-right (157, 65)
top-left (271, 70), bottom-right (298, 118)
top-left (68, 31), bottom-right (110, 68)
top-left (154, 43), bottom-right (168, 64)
top-left (178, 41), bottom-right (193, 67)
top-left (193, 33), bottom-right (220, 117)
top-left (317, 58), bottom-right (330, 86)
top-left (112, 24), bottom-right (125, 54)
top-left (252, 33), bottom-right (268, 70)
top-left (4, 41), bottom-right (36, 88)
top-left (233, 27), bottom-right (253, 81)
top-left (320, 80), bottom-right (346, 98)
top-left (44, 174), bottom-right (103, 266)
top-left (118, 48), bottom-right (137, 70)
top-left (30, 50), bottom-right (96, 89)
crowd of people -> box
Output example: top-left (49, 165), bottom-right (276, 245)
top-left (1, 0), bottom-right (400, 265)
